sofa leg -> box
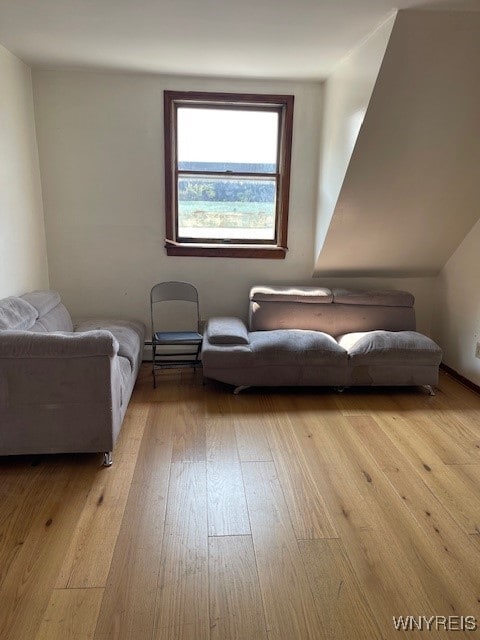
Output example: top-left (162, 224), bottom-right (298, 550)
top-left (234, 385), bottom-right (250, 395)
top-left (103, 451), bottom-right (113, 467)
top-left (422, 384), bottom-right (436, 396)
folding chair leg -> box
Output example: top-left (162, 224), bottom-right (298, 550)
top-left (152, 342), bottom-right (157, 389)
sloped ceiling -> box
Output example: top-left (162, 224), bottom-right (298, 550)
top-left (314, 10), bottom-right (480, 276)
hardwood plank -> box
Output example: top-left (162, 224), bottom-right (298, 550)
top-left (242, 461), bottom-right (324, 640)
top-left (288, 395), bottom-right (358, 469)
top-left (372, 411), bottom-right (480, 534)
top-left (171, 400), bottom-right (207, 462)
top-left (437, 372), bottom-right (480, 410)
top-left (203, 393), bottom-right (250, 537)
top-left (451, 463), bottom-right (480, 495)
top-left (290, 411), bottom-right (455, 635)
top-left (35, 588), bottom-right (103, 640)
top-left (409, 415), bottom-right (478, 466)
top-left (0, 458), bottom-right (71, 586)
top-left (335, 380), bottom-right (480, 466)
top-left (332, 389), bottom-right (374, 416)
top-left (56, 404), bottom-right (148, 588)
top-left (93, 405), bottom-right (173, 640)
top-left (207, 461), bottom-right (250, 536)
top-left (209, 536), bottom-right (267, 640)
top-left (348, 416), bottom-right (480, 618)
top-left (265, 405), bottom-right (338, 539)
top-left (206, 416), bottom-right (239, 463)
top-left (390, 389), bottom-right (480, 465)
top-left (282, 404), bottom-right (375, 532)
top-left (231, 395), bottom-right (273, 462)
top-left (153, 461), bottom-right (208, 639)
top-left (299, 539), bottom-right (383, 640)
top-left (0, 460), bottom-right (95, 640)
top-left (333, 386), bottom-right (409, 417)
top-left (142, 368), bottom-right (203, 404)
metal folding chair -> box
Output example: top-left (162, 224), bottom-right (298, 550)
top-left (150, 281), bottom-right (203, 388)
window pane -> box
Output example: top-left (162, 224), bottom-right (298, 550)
top-left (177, 108), bottom-right (278, 173)
top-left (177, 175), bottom-right (276, 241)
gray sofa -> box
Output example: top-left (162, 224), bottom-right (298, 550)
top-left (202, 286), bottom-right (442, 392)
top-left (0, 290), bottom-right (145, 464)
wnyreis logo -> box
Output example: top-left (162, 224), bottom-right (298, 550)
top-left (393, 616), bottom-right (477, 631)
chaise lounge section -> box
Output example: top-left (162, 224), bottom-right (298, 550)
top-left (202, 286), bottom-right (442, 392)
top-left (0, 290), bottom-right (145, 464)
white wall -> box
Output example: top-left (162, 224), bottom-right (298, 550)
top-left (435, 219), bottom-right (480, 386)
top-left (311, 12), bottom-right (437, 338)
top-left (0, 44), bottom-right (48, 297)
top-left (33, 70), bottom-right (323, 326)
top-left (314, 14), bottom-right (394, 264)
top-left (316, 10), bottom-right (480, 277)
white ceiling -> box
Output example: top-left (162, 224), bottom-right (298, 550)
top-left (0, 0), bottom-right (476, 79)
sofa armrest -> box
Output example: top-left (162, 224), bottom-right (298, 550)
top-left (0, 330), bottom-right (124, 455)
top-left (0, 330), bottom-right (121, 411)
top-left (206, 317), bottom-right (249, 345)
top-left (0, 330), bottom-right (119, 359)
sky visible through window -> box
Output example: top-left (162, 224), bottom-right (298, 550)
top-left (178, 108), bottom-right (278, 164)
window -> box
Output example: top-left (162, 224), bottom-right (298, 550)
top-left (164, 91), bottom-right (294, 258)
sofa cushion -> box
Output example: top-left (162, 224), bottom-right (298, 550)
top-left (21, 290), bottom-right (61, 317)
top-left (332, 289), bottom-right (414, 307)
top-left (74, 318), bottom-right (145, 372)
top-left (250, 285), bottom-right (333, 304)
top-left (204, 330), bottom-right (347, 369)
top-left (201, 342), bottom-right (252, 369)
top-left (249, 330), bottom-right (347, 365)
top-left (117, 355), bottom-right (132, 409)
top-left (30, 304), bottom-right (74, 333)
top-left (0, 297), bottom-right (37, 330)
top-left (21, 290), bottom-right (74, 333)
top-left (338, 331), bottom-right (443, 365)
top-left (206, 317), bottom-right (249, 345)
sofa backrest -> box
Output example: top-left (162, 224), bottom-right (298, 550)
top-left (22, 291), bottom-right (74, 332)
top-left (0, 296), bottom-right (38, 331)
top-left (248, 286), bottom-right (416, 336)
top-left (0, 291), bottom-right (73, 333)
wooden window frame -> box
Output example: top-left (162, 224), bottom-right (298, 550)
top-left (164, 90), bottom-right (294, 259)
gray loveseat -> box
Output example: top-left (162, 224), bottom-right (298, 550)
top-left (0, 290), bottom-right (145, 464)
top-left (202, 286), bottom-right (442, 392)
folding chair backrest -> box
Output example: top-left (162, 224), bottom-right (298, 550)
top-left (150, 281), bottom-right (200, 334)
top-left (151, 281), bottom-right (199, 304)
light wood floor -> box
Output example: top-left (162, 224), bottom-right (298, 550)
top-left (1, 366), bottom-right (480, 639)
